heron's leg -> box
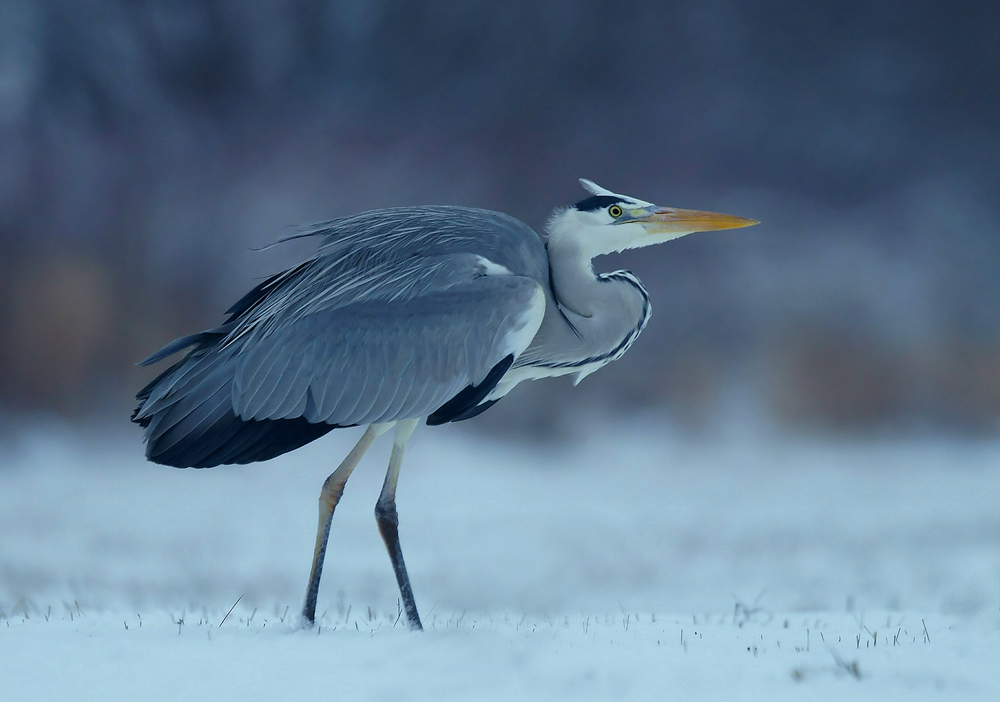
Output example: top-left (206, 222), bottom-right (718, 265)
top-left (374, 418), bottom-right (422, 630)
top-left (302, 423), bottom-right (392, 626)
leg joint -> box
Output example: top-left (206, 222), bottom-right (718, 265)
top-left (374, 499), bottom-right (398, 526)
top-left (320, 485), bottom-right (346, 511)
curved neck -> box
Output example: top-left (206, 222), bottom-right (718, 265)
top-left (533, 234), bottom-right (650, 370)
top-left (546, 236), bottom-right (604, 318)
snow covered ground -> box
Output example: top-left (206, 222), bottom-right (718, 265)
top-left (2, 422), bottom-right (999, 700)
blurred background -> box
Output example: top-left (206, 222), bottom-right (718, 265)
top-left (1, 0), bottom-right (998, 439)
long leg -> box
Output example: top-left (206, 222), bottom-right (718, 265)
top-left (374, 419), bottom-right (422, 630)
top-left (302, 423), bottom-right (391, 626)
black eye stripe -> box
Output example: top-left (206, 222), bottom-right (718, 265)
top-left (574, 195), bottom-right (625, 212)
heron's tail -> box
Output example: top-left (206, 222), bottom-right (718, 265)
top-left (132, 348), bottom-right (334, 468)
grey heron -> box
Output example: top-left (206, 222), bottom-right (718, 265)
top-left (132, 179), bottom-right (758, 630)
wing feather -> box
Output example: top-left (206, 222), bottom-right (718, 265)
top-left (233, 273), bottom-right (544, 427)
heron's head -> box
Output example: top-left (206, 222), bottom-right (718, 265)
top-left (545, 179), bottom-right (758, 260)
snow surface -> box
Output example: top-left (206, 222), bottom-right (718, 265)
top-left (2, 423), bottom-right (999, 700)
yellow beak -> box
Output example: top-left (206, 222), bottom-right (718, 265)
top-left (634, 207), bottom-right (759, 234)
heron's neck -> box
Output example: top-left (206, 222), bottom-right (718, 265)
top-left (544, 235), bottom-right (648, 348)
top-left (546, 238), bottom-right (604, 317)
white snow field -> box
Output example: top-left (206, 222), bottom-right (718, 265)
top-left (1, 422), bottom-right (999, 700)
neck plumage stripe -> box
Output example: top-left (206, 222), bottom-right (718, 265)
top-left (600, 270), bottom-right (651, 359)
top-left (530, 270), bottom-right (651, 370)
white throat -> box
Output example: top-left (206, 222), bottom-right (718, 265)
top-left (545, 208), bottom-right (646, 261)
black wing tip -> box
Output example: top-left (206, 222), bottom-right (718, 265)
top-left (426, 355), bottom-right (513, 426)
top-left (143, 415), bottom-right (338, 468)
top-left (428, 398), bottom-right (500, 425)
top-left (131, 407), bottom-right (151, 428)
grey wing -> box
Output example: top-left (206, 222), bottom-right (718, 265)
top-left (231, 270), bottom-right (545, 427)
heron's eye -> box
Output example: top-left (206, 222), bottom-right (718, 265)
top-left (608, 205), bottom-right (623, 218)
